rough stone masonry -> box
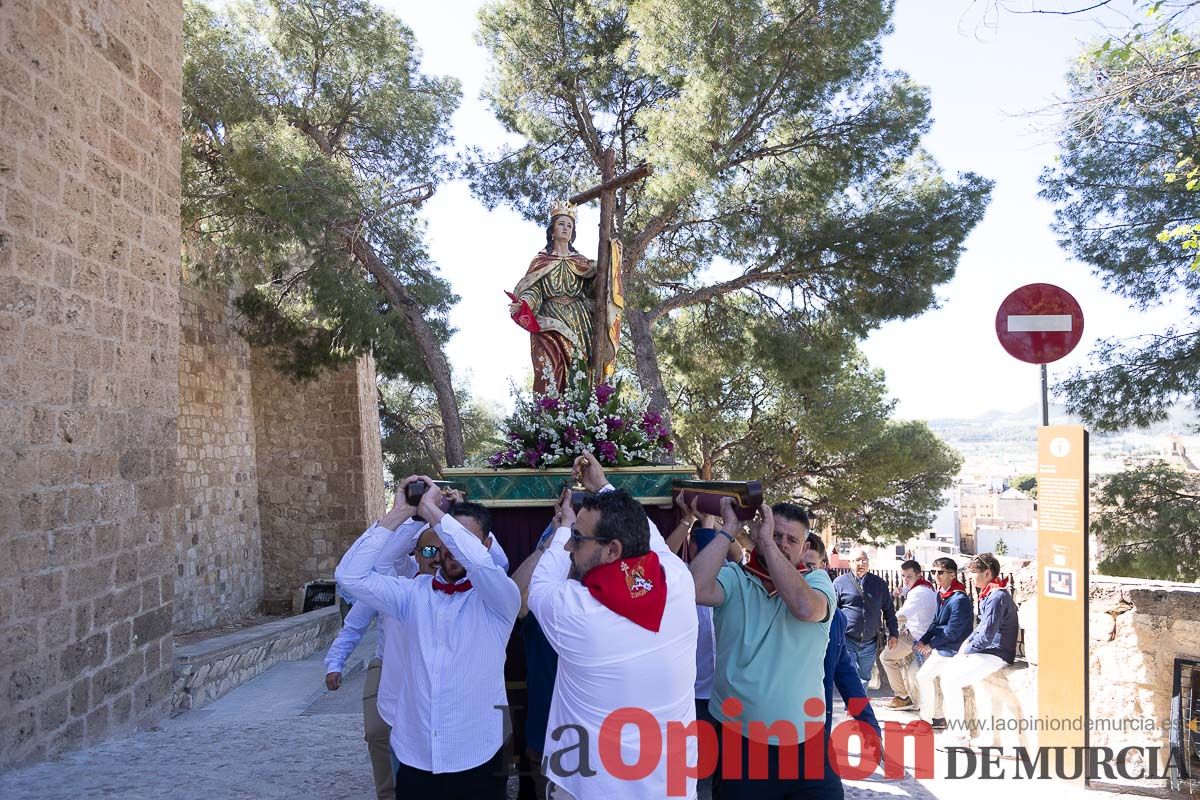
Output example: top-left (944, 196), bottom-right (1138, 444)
top-left (0, 0), bottom-right (384, 769)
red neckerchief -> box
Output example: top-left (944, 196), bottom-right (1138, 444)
top-left (741, 549), bottom-right (809, 598)
top-left (581, 552), bottom-right (667, 632)
top-left (431, 577), bottom-right (473, 595)
top-left (938, 579), bottom-right (966, 601)
top-left (979, 577), bottom-right (1008, 599)
top-left (910, 578), bottom-right (935, 592)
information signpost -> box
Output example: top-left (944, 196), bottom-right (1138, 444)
top-left (1036, 425), bottom-right (1089, 760)
top-left (996, 284), bottom-right (1089, 778)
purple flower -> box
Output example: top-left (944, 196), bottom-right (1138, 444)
top-left (604, 416), bottom-right (624, 431)
top-left (595, 384), bottom-right (616, 404)
top-left (598, 441), bottom-right (619, 464)
top-left (663, 440), bottom-right (675, 454)
top-left (488, 452), bottom-right (504, 466)
top-left (564, 425), bottom-right (581, 444)
top-left (536, 396), bottom-right (560, 413)
top-left (525, 449), bottom-right (540, 466)
top-left (641, 411), bottom-right (663, 433)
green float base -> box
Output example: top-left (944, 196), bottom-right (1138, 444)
top-left (442, 464), bottom-right (697, 508)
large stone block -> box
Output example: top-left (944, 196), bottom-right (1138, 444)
top-left (60, 631), bottom-right (107, 676)
top-left (131, 605), bottom-right (171, 647)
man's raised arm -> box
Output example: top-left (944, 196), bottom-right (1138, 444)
top-left (691, 497), bottom-right (739, 607)
top-left (334, 477), bottom-right (426, 619)
top-left (754, 507), bottom-right (828, 622)
top-left (412, 479), bottom-right (521, 624)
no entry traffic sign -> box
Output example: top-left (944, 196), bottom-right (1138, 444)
top-left (995, 283), bottom-right (1085, 365)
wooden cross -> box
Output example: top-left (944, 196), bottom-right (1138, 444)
top-left (569, 148), bottom-right (653, 383)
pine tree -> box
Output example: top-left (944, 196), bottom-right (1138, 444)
top-left (470, 0), bottom-right (991, 413)
top-left (183, 0), bottom-right (469, 462)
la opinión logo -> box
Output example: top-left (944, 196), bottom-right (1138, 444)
top-left (527, 697), bottom-right (931, 796)
top-left (500, 698), bottom-right (1181, 795)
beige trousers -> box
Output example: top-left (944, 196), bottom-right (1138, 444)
top-left (879, 629), bottom-right (921, 706)
top-left (362, 658), bottom-right (394, 800)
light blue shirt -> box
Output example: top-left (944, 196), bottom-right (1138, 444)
top-left (325, 594), bottom-right (387, 673)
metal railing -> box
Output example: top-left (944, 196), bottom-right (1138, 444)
top-left (824, 567), bottom-right (1025, 658)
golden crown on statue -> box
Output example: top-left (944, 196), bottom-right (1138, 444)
top-left (549, 200), bottom-right (577, 221)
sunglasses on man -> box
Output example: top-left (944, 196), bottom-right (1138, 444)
top-left (417, 545), bottom-right (440, 559)
top-left (569, 527), bottom-right (611, 547)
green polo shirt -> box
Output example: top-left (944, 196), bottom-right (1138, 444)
top-left (708, 563), bottom-right (835, 744)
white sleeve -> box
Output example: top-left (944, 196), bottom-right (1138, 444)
top-left (487, 534), bottom-right (511, 572)
top-left (436, 516), bottom-right (521, 624)
top-left (527, 526), bottom-right (598, 654)
top-left (334, 520), bottom-right (424, 620)
top-left (324, 601), bottom-right (376, 674)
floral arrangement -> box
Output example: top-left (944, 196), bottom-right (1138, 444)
top-left (487, 360), bottom-right (675, 468)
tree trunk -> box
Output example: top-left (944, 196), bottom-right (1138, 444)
top-left (342, 233), bottom-right (466, 466)
top-left (295, 122), bottom-right (465, 465)
top-left (625, 306), bottom-right (669, 416)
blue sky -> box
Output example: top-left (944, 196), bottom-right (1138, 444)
top-left (383, 0), bottom-right (1186, 422)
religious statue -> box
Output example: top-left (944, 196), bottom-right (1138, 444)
top-left (507, 200), bottom-right (623, 394)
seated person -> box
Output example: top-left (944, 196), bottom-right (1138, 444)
top-left (934, 552), bottom-right (1018, 746)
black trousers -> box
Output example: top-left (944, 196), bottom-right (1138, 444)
top-left (394, 746), bottom-right (507, 800)
top-left (718, 731), bottom-right (845, 800)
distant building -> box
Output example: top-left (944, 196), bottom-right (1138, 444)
top-left (976, 525), bottom-right (1037, 560)
top-left (996, 487), bottom-right (1035, 526)
top-left (957, 486), bottom-right (997, 555)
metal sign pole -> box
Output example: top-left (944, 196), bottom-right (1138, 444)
top-left (1041, 364), bottom-right (1049, 426)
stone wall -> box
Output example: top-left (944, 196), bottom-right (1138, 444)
top-left (1089, 577), bottom-right (1200, 767)
top-left (251, 352), bottom-right (385, 613)
top-left (0, 0), bottom-right (183, 769)
top-left (175, 283), bottom-right (263, 633)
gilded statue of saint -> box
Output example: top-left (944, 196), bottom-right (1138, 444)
top-left (507, 201), bottom-right (622, 394)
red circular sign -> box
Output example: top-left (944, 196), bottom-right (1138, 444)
top-left (995, 283), bottom-right (1084, 364)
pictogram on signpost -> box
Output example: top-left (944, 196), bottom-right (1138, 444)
top-left (995, 283), bottom-right (1085, 425)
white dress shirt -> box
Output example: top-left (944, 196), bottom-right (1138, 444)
top-left (335, 515), bottom-right (520, 773)
top-left (899, 583), bottom-right (938, 641)
top-left (324, 556), bottom-right (417, 673)
top-left (529, 500), bottom-right (699, 800)
top-left (325, 528), bottom-right (510, 675)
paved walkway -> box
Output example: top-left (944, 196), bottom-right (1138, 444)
top-left (0, 640), bottom-right (1188, 800)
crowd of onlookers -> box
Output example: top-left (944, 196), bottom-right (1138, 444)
top-left (322, 456), bottom-right (1021, 799)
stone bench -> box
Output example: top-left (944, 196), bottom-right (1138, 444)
top-left (170, 606), bottom-right (342, 716)
top-left (963, 659), bottom-right (1036, 749)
